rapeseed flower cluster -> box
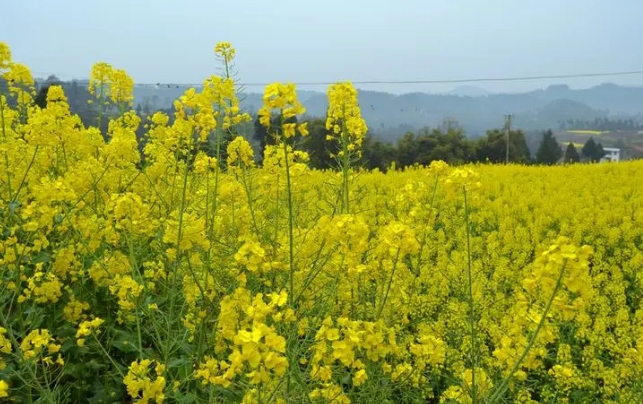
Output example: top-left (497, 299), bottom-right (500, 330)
top-left (0, 42), bottom-right (10, 69)
top-left (123, 359), bottom-right (167, 404)
top-left (326, 81), bottom-right (368, 155)
top-left (88, 62), bottom-right (134, 107)
top-left (0, 380), bottom-right (8, 398)
top-left (75, 317), bottom-right (105, 346)
top-left (257, 83), bottom-right (308, 139)
top-left (19, 329), bottom-right (63, 366)
top-left (1, 40), bottom-right (643, 403)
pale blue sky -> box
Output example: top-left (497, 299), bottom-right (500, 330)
top-left (3, 0), bottom-right (643, 94)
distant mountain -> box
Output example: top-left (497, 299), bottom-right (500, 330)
top-left (520, 99), bottom-right (607, 130)
top-left (130, 82), bottom-right (643, 137)
top-left (447, 85), bottom-right (492, 97)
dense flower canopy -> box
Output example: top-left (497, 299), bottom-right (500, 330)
top-left (1, 41), bottom-right (642, 404)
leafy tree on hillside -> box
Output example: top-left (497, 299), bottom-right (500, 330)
top-left (535, 129), bottom-right (563, 165)
top-left (581, 137), bottom-right (596, 161)
top-left (33, 75), bottom-right (62, 109)
top-left (594, 142), bottom-right (606, 162)
top-left (414, 126), bottom-right (475, 165)
top-left (252, 113), bottom-right (299, 163)
top-left (34, 86), bottom-right (50, 109)
top-left (475, 128), bottom-right (531, 164)
top-left (396, 132), bottom-right (419, 167)
top-left (581, 137), bottom-right (606, 162)
top-left (361, 136), bottom-right (397, 172)
top-left (253, 115), bottom-right (272, 158)
top-left (563, 142), bottom-right (581, 163)
top-left (299, 117), bottom-right (337, 169)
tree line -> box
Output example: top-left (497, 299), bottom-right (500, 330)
top-left (559, 117), bottom-right (643, 132)
top-left (255, 116), bottom-right (609, 172)
top-left (12, 78), bottom-right (613, 171)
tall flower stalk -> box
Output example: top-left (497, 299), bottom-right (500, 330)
top-left (205, 43), bottom-right (250, 240)
top-left (88, 62), bottom-right (134, 132)
top-left (257, 83), bottom-right (308, 303)
top-left (325, 82), bottom-right (367, 214)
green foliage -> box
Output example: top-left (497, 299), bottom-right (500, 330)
top-left (298, 117), bottom-right (337, 170)
top-left (253, 113), bottom-right (300, 164)
top-left (414, 126), bottom-right (476, 165)
top-left (369, 125), bottom-right (478, 169)
top-left (564, 116), bottom-right (643, 131)
top-left (396, 131), bottom-right (419, 167)
top-left (564, 142), bottom-right (581, 163)
top-left (323, 124), bottom-right (540, 170)
top-left (535, 129), bottom-right (563, 165)
top-left (581, 137), bottom-right (606, 162)
top-left (34, 85), bottom-right (49, 109)
top-left (475, 128), bottom-right (531, 164)
top-left (360, 136), bottom-right (397, 172)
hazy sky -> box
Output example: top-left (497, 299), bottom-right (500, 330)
top-left (3, 0), bottom-right (643, 94)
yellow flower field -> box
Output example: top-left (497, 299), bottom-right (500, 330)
top-left (1, 41), bottom-right (643, 403)
top-left (566, 130), bottom-right (606, 136)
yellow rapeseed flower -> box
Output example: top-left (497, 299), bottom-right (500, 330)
top-left (326, 81), bottom-right (368, 156)
top-left (0, 380), bottom-right (8, 398)
top-left (258, 82), bottom-right (306, 139)
top-left (215, 42), bottom-right (236, 61)
top-left (0, 42), bottom-right (11, 69)
top-left (123, 359), bottom-right (166, 404)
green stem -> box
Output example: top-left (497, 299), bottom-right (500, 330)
top-left (0, 311), bottom-right (56, 404)
top-left (241, 162), bottom-right (260, 236)
top-left (487, 260), bottom-right (568, 403)
top-left (94, 334), bottom-right (125, 379)
top-left (0, 95), bottom-right (13, 200)
top-left (463, 185), bottom-right (478, 403)
top-left (282, 137), bottom-right (295, 305)
top-left (280, 113), bottom-right (297, 401)
top-left (165, 155), bottom-right (191, 364)
top-left (0, 93), bottom-right (7, 139)
top-left (208, 104), bottom-right (223, 243)
top-left (10, 145), bottom-right (39, 205)
top-left (377, 247), bottom-right (401, 319)
top-left (340, 106), bottom-right (350, 214)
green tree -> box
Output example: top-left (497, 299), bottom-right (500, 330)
top-left (361, 135), bottom-right (397, 172)
top-left (594, 142), bottom-right (606, 161)
top-left (563, 142), bottom-right (581, 163)
top-left (475, 128), bottom-right (531, 164)
top-left (33, 75), bottom-right (63, 109)
top-left (252, 114), bottom-right (271, 157)
top-left (34, 85), bottom-right (50, 109)
top-left (581, 137), bottom-right (606, 162)
top-left (299, 117), bottom-right (336, 169)
top-left (252, 113), bottom-right (300, 164)
top-left (414, 126), bottom-right (475, 165)
top-left (535, 129), bottom-right (563, 165)
top-left (396, 132), bottom-right (419, 168)
top-left (581, 137), bottom-right (597, 161)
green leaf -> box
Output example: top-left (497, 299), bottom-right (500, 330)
top-left (112, 330), bottom-right (140, 354)
top-left (173, 392), bottom-right (198, 404)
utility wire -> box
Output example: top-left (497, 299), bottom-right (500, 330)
top-left (239, 70), bottom-right (643, 87)
top-left (30, 69), bottom-right (643, 88)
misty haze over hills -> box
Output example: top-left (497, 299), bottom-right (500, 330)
top-left (8, 0), bottom-right (643, 139)
top-left (130, 82), bottom-right (643, 136)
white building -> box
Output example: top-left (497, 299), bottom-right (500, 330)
top-left (601, 147), bottom-right (620, 162)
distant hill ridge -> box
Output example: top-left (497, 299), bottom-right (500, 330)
top-left (55, 79), bottom-right (642, 136)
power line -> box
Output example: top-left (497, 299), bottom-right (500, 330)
top-left (30, 69), bottom-right (643, 88)
top-left (238, 70), bottom-right (643, 87)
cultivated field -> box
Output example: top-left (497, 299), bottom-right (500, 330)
top-left (1, 42), bottom-right (643, 403)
